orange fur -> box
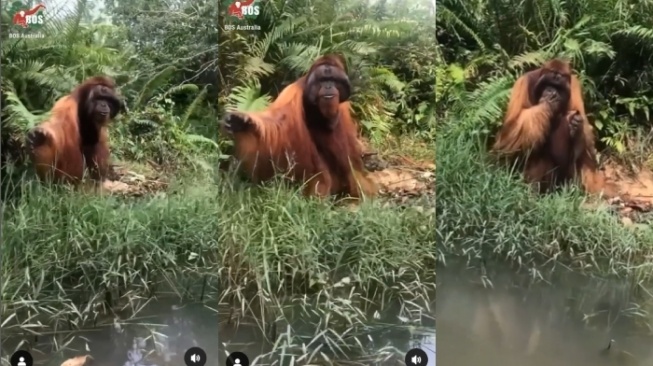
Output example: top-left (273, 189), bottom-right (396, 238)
top-left (493, 59), bottom-right (616, 196)
top-left (28, 76), bottom-right (123, 185)
top-left (221, 55), bottom-right (378, 199)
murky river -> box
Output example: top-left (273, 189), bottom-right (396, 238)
top-left (10, 255), bottom-right (653, 366)
top-left (437, 257), bottom-right (653, 366)
top-left (1, 300), bottom-right (220, 366)
top-left (216, 289), bottom-right (434, 365)
top-left (1, 294), bottom-right (434, 365)
top-left (220, 315), bottom-right (434, 365)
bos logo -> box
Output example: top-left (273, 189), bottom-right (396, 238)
top-left (10, 2), bottom-right (45, 29)
top-left (226, 0), bottom-right (260, 20)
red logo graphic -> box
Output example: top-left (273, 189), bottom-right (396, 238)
top-left (228, 0), bottom-right (256, 19)
top-left (12, 3), bottom-right (45, 28)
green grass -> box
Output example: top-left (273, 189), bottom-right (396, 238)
top-left (436, 119), bottom-right (653, 279)
top-left (1, 166), bottom-right (435, 362)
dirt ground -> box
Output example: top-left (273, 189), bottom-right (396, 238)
top-left (604, 162), bottom-right (653, 203)
top-left (363, 152), bottom-right (435, 203)
top-left (99, 151), bottom-right (653, 224)
top-left (600, 162), bottom-right (653, 224)
top-left (100, 153), bottom-right (436, 204)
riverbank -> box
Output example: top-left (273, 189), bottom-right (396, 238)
top-left (436, 121), bottom-right (653, 280)
top-left (1, 142), bottom-right (435, 363)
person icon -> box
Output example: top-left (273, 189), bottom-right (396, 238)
top-left (226, 352), bottom-right (249, 366)
top-left (10, 350), bottom-right (32, 366)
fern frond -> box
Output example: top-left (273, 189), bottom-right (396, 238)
top-left (134, 66), bottom-right (177, 109)
top-left (2, 91), bottom-right (44, 131)
top-left (226, 83), bottom-right (272, 112)
top-left (451, 75), bottom-right (514, 132)
top-left (180, 86), bottom-right (208, 129)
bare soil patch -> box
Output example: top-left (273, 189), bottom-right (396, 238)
top-left (600, 162), bottom-right (653, 224)
top-left (365, 153), bottom-right (435, 203)
top-left (102, 162), bottom-right (168, 197)
top-left (100, 153), bottom-right (436, 204)
top-left (604, 162), bottom-right (653, 204)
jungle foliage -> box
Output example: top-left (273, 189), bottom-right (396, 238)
top-left (1, 0), bottom-right (436, 171)
top-left (437, 0), bottom-right (653, 158)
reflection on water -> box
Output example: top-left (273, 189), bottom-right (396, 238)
top-left (437, 258), bottom-right (653, 366)
top-left (1, 299), bottom-right (220, 366)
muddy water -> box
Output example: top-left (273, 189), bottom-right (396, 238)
top-left (1, 295), bottom-right (434, 366)
top-left (437, 258), bottom-right (653, 366)
top-left (1, 299), bottom-right (220, 366)
top-left (219, 320), bottom-right (434, 365)
top-left (218, 293), bottom-right (435, 365)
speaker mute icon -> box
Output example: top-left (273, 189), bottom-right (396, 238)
top-left (184, 347), bottom-right (207, 366)
top-left (405, 348), bottom-right (428, 366)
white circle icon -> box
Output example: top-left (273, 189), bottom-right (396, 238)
top-left (17, 357), bottom-right (27, 366)
top-left (234, 359), bottom-right (241, 364)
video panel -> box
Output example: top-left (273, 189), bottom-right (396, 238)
top-left (2, 0), bottom-right (221, 365)
top-left (216, 0), bottom-right (435, 364)
top-left (436, 0), bottom-right (653, 365)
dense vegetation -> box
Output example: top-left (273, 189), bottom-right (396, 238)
top-left (436, 0), bottom-right (653, 277)
top-left (1, 0), bottom-right (435, 364)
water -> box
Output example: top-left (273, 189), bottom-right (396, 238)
top-left (1, 299), bottom-right (220, 366)
top-left (218, 320), bottom-right (434, 365)
top-left (217, 293), bottom-right (435, 365)
top-left (1, 294), bottom-right (434, 365)
top-left (437, 258), bottom-right (653, 366)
